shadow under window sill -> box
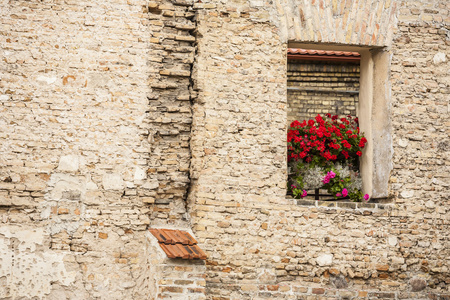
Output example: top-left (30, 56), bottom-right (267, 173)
top-left (286, 195), bottom-right (394, 211)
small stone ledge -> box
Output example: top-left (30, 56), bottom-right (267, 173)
top-left (295, 199), bottom-right (394, 211)
top-left (160, 69), bottom-right (191, 77)
top-left (192, 3), bottom-right (217, 9)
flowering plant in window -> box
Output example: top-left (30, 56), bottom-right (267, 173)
top-left (288, 114), bottom-right (369, 202)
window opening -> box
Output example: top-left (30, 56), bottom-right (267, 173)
top-left (287, 48), bottom-right (368, 202)
top-left (287, 48), bottom-right (361, 127)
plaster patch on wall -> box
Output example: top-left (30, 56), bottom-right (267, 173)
top-left (46, 173), bottom-right (100, 203)
top-left (0, 226), bottom-right (76, 299)
top-left (0, 237), bottom-right (13, 298)
top-left (103, 173), bottom-right (125, 190)
top-left (48, 173), bottom-right (83, 201)
top-left (58, 155), bottom-right (80, 172)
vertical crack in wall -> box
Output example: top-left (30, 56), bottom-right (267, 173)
top-left (184, 3), bottom-right (200, 226)
top-left (146, 0), bottom-right (197, 226)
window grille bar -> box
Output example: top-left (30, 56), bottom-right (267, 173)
top-left (287, 190), bottom-right (351, 201)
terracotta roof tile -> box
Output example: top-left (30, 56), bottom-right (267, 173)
top-left (150, 229), bottom-right (206, 260)
top-left (288, 48), bottom-right (360, 57)
top-left (288, 48), bottom-right (360, 62)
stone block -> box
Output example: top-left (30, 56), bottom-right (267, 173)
top-left (312, 288), bottom-right (325, 294)
top-left (317, 254), bottom-right (333, 266)
top-left (409, 277), bottom-right (427, 292)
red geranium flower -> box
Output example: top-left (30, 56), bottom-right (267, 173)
top-left (290, 120), bottom-right (300, 128)
top-left (288, 114), bottom-right (367, 169)
top-left (342, 140), bottom-right (351, 149)
top-left (342, 151), bottom-right (349, 159)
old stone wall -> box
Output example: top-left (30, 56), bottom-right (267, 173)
top-left (287, 61), bottom-right (360, 124)
top-left (189, 0), bottom-right (449, 299)
top-left (0, 0), bottom-right (197, 298)
top-left (0, 0), bottom-right (449, 299)
top-left (275, 0), bottom-right (398, 46)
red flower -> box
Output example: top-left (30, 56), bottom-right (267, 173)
top-left (287, 114), bottom-right (367, 167)
top-left (330, 143), bottom-right (340, 150)
top-left (342, 140), bottom-right (351, 149)
top-left (342, 151), bottom-right (349, 159)
top-left (358, 137), bottom-right (367, 148)
top-left (290, 120), bottom-right (301, 128)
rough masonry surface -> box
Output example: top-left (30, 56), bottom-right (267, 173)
top-left (0, 0), bottom-right (449, 299)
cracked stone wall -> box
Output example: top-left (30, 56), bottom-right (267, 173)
top-left (0, 0), bottom-right (449, 299)
top-left (1, 0), bottom-right (197, 298)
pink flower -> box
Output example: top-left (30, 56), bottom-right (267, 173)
top-left (301, 190), bottom-right (307, 198)
top-left (322, 171), bottom-right (336, 184)
top-left (364, 194), bottom-right (370, 201)
top-left (342, 188), bottom-right (348, 197)
top-left (336, 192), bottom-right (342, 197)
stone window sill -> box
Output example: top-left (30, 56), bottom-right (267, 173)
top-left (288, 197), bottom-right (393, 211)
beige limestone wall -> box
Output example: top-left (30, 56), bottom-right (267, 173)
top-left (274, 0), bottom-right (398, 46)
top-left (0, 0), bottom-right (448, 299)
top-left (0, 0), bottom-right (197, 298)
top-left (189, 0), bottom-right (449, 299)
top-left (390, 4), bottom-right (449, 206)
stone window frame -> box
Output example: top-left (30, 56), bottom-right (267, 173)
top-left (288, 42), bottom-right (393, 200)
